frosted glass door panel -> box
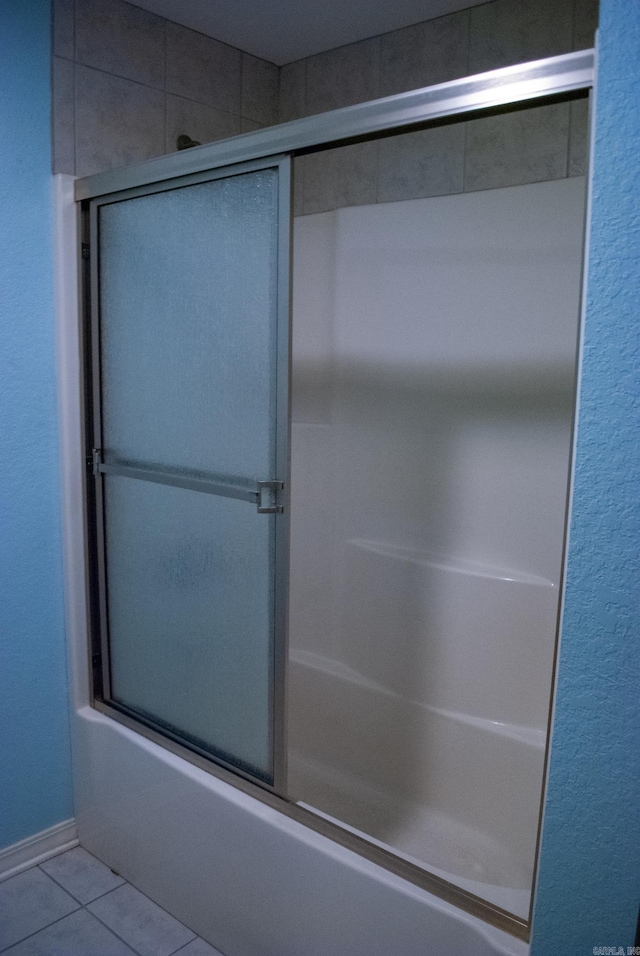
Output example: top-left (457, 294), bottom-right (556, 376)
top-left (98, 170), bottom-right (278, 478)
top-left (92, 160), bottom-right (286, 784)
top-left (105, 476), bottom-right (274, 778)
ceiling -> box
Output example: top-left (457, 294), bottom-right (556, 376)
top-left (127, 0), bottom-right (488, 66)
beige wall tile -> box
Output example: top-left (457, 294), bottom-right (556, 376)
top-left (53, 0), bottom-right (74, 60)
top-left (242, 54), bottom-right (278, 125)
top-left (303, 142), bottom-right (378, 214)
top-left (76, 0), bottom-right (165, 88)
top-left (53, 56), bottom-right (75, 174)
top-left (241, 117), bottom-right (264, 133)
top-left (75, 65), bottom-right (165, 177)
top-left (62, 0), bottom-right (582, 199)
top-left (279, 60), bottom-right (306, 122)
top-left (573, 0), bottom-right (599, 50)
top-left (464, 102), bottom-right (570, 192)
top-left (469, 0), bottom-right (573, 74)
top-left (292, 155), bottom-right (305, 216)
top-left (305, 37), bottom-right (380, 115)
top-left (166, 22), bottom-right (241, 115)
top-left (380, 11), bottom-right (469, 98)
top-left (378, 124), bottom-right (465, 203)
top-left (568, 98), bottom-right (590, 176)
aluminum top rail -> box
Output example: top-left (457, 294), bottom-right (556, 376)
top-left (75, 49), bottom-right (594, 202)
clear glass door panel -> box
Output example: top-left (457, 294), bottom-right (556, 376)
top-left (98, 169), bottom-right (278, 479)
top-left (104, 475), bottom-right (274, 779)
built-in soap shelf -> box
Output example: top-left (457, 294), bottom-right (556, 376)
top-left (348, 538), bottom-right (555, 589)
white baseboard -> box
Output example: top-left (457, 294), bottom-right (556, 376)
top-left (0, 819), bottom-right (78, 883)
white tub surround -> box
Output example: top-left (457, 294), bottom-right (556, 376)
top-left (289, 177), bottom-right (586, 921)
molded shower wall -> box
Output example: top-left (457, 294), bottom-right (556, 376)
top-left (288, 175), bottom-right (586, 919)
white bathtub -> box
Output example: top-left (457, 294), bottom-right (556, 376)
top-left (287, 519), bottom-right (557, 922)
top-left (55, 175), bottom-right (527, 956)
top-left (288, 644), bottom-right (545, 920)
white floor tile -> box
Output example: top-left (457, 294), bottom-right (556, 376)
top-left (40, 847), bottom-right (125, 904)
top-left (88, 883), bottom-right (196, 956)
top-left (1, 909), bottom-right (136, 956)
top-left (0, 867), bottom-right (79, 951)
top-left (175, 937), bottom-right (226, 955)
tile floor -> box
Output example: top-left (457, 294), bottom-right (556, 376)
top-left (0, 847), bottom-right (223, 955)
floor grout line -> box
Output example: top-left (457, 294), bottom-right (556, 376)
top-left (83, 905), bottom-right (146, 956)
top-left (2, 855), bottom-right (207, 956)
top-left (38, 856), bottom-right (126, 907)
top-left (88, 902), bottom-right (196, 956)
top-left (86, 883), bottom-right (197, 955)
top-left (84, 880), bottom-right (128, 905)
top-left (0, 906), bottom-right (81, 955)
top-left (35, 861), bottom-right (85, 906)
top-left (168, 938), bottom-right (198, 955)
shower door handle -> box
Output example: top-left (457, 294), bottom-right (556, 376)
top-left (256, 480), bottom-right (284, 514)
top-left (92, 451), bottom-right (284, 514)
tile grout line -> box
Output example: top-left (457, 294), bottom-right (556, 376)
top-left (566, 100), bottom-right (573, 179)
top-left (72, 49), bottom-right (76, 176)
top-left (372, 34), bottom-right (381, 203)
top-left (119, 0), bottom-right (278, 68)
top-left (84, 880), bottom-right (129, 906)
top-left (170, 941), bottom-right (195, 955)
top-left (301, 56), bottom-right (309, 214)
top-left (462, 114), bottom-right (469, 193)
top-left (164, 19), bottom-right (168, 153)
top-left (165, 89), bottom-right (242, 119)
top-left (37, 863), bottom-right (125, 907)
top-left (239, 52), bottom-right (245, 131)
top-left (461, 5), bottom-right (471, 194)
top-left (2, 855), bottom-right (208, 956)
top-left (71, 0), bottom-right (77, 177)
top-left (168, 935), bottom-right (205, 956)
top-left (87, 882), bottom-right (197, 955)
top-left (89, 903), bottom-right (196, 956)
top-left (75, 59), bottom-right (166, 96)
top-left (35, 863), bottom-right (85, 905)
top-left (31, 865), bottom-right (79, 903)
top-left (82, 904), bottom-right (148, 956)
top-left (0, 903), bottom-right (81, 955)
top-left (30, 853), bottom-right (201, 955)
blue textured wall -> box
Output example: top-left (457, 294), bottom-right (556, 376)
top-left (0, 0), bottom-right (73, 849)
top-left (531, 1), bottom-right (640, 951)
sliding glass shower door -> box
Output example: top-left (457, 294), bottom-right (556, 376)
top-left (86, 159), bottom-right (290, 786)
top-left (76, 50), bottom-right (593, 940)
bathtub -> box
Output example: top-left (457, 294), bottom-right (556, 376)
top-left (287, 529), bottom-right (558, 923)
top-left (288, 645), bottom-right (545, 920)
top-left (56, 173), bottom-right (527, 956)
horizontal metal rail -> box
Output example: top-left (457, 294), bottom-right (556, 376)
top-left (98, 461), bottom-right (259, 504)
top-left (75, 49), bottom-right (594, 201)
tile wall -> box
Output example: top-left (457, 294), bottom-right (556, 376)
top-left (283, 0), bottom-right (597, 214)
top-left (53, 0), bottom-right (598, 198)
top-left (52, 0), bottom-right (278, 176)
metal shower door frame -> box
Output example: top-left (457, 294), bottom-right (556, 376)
top-left (82, 154), bottom-right (292, 793)
top-left (76, 47), bottom-right (595, 942)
